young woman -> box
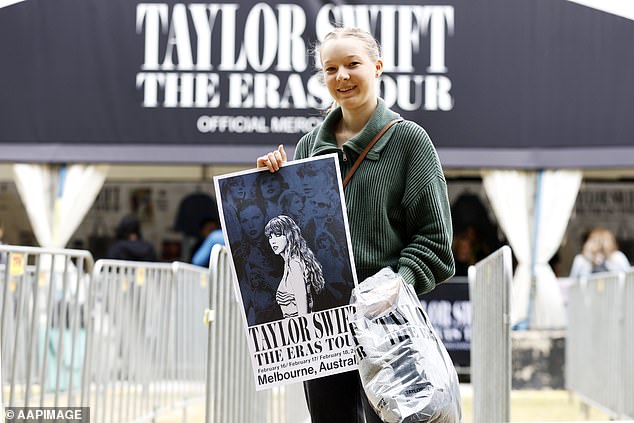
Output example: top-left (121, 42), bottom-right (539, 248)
top-left (264, 215), bottom-right (325, 317)
top-left (569, 227), bottom-right (630, 277)
top-left (257, 27), bottom-right (455, 423)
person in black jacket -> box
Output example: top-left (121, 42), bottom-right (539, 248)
top-left (106, 214), bottom-right (157, 261)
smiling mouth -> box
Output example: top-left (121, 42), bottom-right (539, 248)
top-left (338, 86), bottom-right (355, 93)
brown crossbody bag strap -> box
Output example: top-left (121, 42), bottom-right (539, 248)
top-left (342, 118), bottom-right (403, 188)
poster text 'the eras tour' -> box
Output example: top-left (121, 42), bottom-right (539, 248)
top-left (250, 305), bottom-right (358, 386)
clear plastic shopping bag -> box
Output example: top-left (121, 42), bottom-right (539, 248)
top-left (349, 268), bottom-right (462, 423)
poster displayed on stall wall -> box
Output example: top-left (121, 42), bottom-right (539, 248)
top-left (420, 277), bottom-right (471, 372)
top-left (213, 155), bottom-right (358, 389)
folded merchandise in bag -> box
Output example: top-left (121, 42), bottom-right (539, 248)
top-left (349, 268), bottom-right (462, 423)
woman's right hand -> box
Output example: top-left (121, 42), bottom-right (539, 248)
top-left (256, 144), bottom-right (287, 172)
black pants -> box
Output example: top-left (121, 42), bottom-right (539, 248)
top-left (303, 371), bottom-right (383, 423)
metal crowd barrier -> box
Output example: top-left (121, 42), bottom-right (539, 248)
top-left (1, 245), bottom-right (93, 410)
top-left (625, 272), bottom-right (634, 420)
top-left (1, 245), bottom-right (209, 422)
top-left (205, 244), bottom-right (310, 423)
top-left (84, 259), bottom-right (209, 423)
top-left (2, 243), bottom-right (310, 422)
top-left (565, 269), bottom-right (634, 419)
top-left (468, 246), bottom-right (513, 423)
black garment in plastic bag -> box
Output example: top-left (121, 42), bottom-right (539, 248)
top-left (349, 268), bottom-right (462, 423)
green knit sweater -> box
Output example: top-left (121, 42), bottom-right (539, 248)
top-left (294, 99), bottom-right (455, 294)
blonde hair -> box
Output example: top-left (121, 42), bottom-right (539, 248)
top-left (582, 228), bottom-right (619, 265)
top-left (317, 27), bottom-right (381, 64)
top-left (314, 27), bottom-right (382, 111)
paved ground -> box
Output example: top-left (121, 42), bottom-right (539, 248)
top-left (459, 385), bottom-right (612, 422)
top-left (155, 386), bottom-right (615, 423)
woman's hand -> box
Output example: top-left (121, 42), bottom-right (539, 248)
top-left (256, 144), bottom-right (287, 172)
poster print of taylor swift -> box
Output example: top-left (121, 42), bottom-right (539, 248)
top-left (214, 154), bottom-right (360, 389)
top-left (214, 154), bottom-right (357, 328)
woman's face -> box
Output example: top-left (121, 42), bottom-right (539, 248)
top-left (301, 171), bottom-right (321, 199)
top-left (260, 179), bottom-right (282, 200)
top-left (268, 233), bottom-right (288, 255)
top-left (287, 193), bottom-right (303, 215)
top-left (239, 205), bottom-right (265, 240)
top-left (227, 180), bottom-right (246, 200)
top-left (308, 192), bottom-right (332, 218)
top-left (320, 36), bottom-right (381, 113)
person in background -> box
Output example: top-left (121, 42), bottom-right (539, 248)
top-left (190, 214), bottom-right (218, 258)
top-left (452, 229), bottom-right (476, 276)
top-left (106, 214), bottom-right (157, 261)
top-left (569, 227), bottom-right (630, 278)
top-left (191, 218), bottom-right (225, 267)
top-left (450, 193), bottom-right (504, 276)
top-left (257, 26), bottom-right (454, 423)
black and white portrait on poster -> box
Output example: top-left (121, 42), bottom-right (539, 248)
top-left (214, 154), bottom-right (359, 390)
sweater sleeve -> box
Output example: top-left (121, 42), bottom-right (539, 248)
top-left (398, 176), bottom-right (455, 294)
top-left (395, 124), bottom-right (455, 294)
